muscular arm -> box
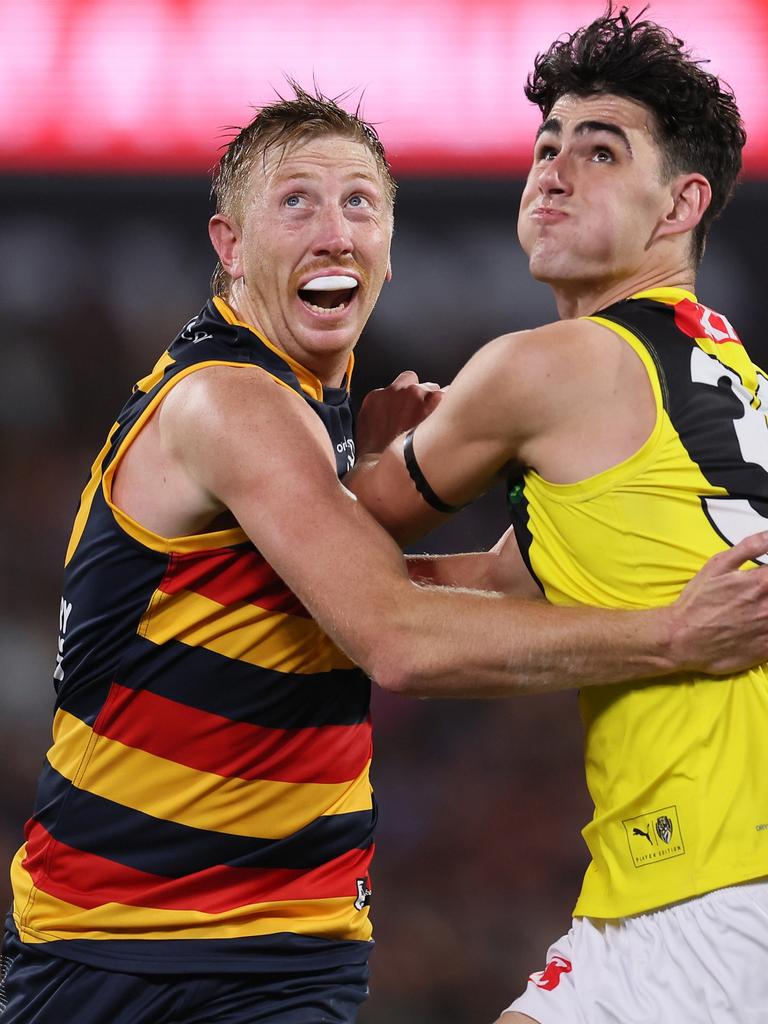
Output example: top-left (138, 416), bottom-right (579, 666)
top-left (348, 318), bottom-right (653, 541)
top-left (155, 365), bottom-right (768, 697)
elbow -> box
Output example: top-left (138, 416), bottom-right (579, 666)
top-left (346, 584), bottom-right (444, 696)
top-left (363, 635), bottom-right (433, 697)
top-left (370, 662), bottom-right (415, 696)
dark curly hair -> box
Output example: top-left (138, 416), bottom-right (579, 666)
top-left (210, 81), bottom-right (396, 298)
top-left (525, 5), bottom-right (746, 265)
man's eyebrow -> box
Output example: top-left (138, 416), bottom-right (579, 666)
top-left (535, 117), bottom-right (633, 156)
top-left (536, 117), bottom-right (561, 141)
top-left (576, 120), bottom-right (633, 155)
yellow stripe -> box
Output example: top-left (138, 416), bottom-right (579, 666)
top-left (64, 423), bottom-right (121, 566)
top-left (49, 710), bottom-right (371, 839)
top-left (11, 852), bottom-right (371, 943)
top-left (101, 357), bottom-right (321, 553)
top-left (139, 585), bottom-right (355, 674)
top-left (133, 350), bottom-right (176, 395)
top-left (68, 350), bottom-right (179, 563)
top-left (631, 286), bottom-right (697, 306)
top-left (101, 360), bottom-right (257, 554)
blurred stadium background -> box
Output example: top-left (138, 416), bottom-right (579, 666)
top-left (2, 1), bottom-right (768, 1021)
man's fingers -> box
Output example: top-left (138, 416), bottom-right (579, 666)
top-left (391, 370), bottom-right (420, 387)
top-left (389, 373), bottom-right (442, 393)
top-left (701, 531), bottom-right (768, 576)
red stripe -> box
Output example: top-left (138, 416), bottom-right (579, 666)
top-left (93, 684), bottom-right (372, 784)
top-left (24, 821), bottom-right (374, 914)
top-left (159, 548), bottom-right (308, 617)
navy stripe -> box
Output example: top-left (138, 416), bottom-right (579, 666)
top-left (4, 917), bottom-right (372, 975)
top-left (113, 636), bottom-right (371, 729)
top-left (54, 488), bottom-right (169, 705)
top-left (58, 679), bottom-right (114, 726)
top-left (33, 765), bottom-right (376, 875)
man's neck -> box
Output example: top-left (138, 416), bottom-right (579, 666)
top-left (222, 292), bottom-right (350, 389)
top-left (551, 267), bottom-right (697, 320)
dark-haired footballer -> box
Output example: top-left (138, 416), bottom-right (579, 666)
top-left (349, 8), bottom-right (768, 1024)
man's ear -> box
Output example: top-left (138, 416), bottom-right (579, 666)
top-left (656, 173), bottom-right (712, 242)
top-left (209, 214), bottom-right (244, 281)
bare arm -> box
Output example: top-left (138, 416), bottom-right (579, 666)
top-left (348, 318), bottom-right (648, 541)
top-left (346, 324), bottom-right (768, 687)
top-left (158, 366), bottom-right (768, 698)
top-left (406, 528), bottom-right (543, 599)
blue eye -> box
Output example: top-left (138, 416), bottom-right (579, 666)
top-left (285, 195), bottom-right (302, 207)
top-left (348, 194), bottom-right (370, 208)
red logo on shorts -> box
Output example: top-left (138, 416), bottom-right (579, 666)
top-left (673, 298), bottom-right (742, 346)
top-left (529, 955), bottom-right (573, 991)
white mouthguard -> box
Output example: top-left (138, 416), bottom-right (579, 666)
top-left (302, 275), bottom-right (358, 291)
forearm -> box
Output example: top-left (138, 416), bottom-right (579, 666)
top-left (368, 584), bottom-right (680, 698)
top-left (375, 531), bottom-right (768, 697)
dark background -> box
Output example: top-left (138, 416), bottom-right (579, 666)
top-left (2, 174), bottom-right (766, 1022)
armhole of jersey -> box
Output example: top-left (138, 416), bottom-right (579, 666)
top-left (588, 313), bottom-right (668, 409)
top-left (522, 315), bottom-right (667, 501)
top-left (98, 361), bottom-right (301, 555)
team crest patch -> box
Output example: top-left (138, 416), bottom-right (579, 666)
top-left (673, 298), bottom-right (742, 346)
top-left (529, 956), bottom-right (573, 991)
top-left (623, 805), bottom-right (685, 867)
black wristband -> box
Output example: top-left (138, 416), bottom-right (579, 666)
top-left (402, 429), bottom-right (467, 515)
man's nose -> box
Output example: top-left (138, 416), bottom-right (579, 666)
top-left (538, 153), bottom-right (573, 196)
top-left (312, 205), bottom-right (354, 257)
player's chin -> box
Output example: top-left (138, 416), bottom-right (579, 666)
top-left (299, 319), bottom-right (363, 361)
top-left (526, 247), bottom-right (570, 284)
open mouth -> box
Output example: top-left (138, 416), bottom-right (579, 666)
top-left (298, 274), bottom-right (358, 315)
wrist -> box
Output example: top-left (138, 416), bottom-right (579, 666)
top-left (660, 600), bottom-right (696, 674)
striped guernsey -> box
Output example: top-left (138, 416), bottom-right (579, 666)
top-left (8, 297), bottom-right (375, 973)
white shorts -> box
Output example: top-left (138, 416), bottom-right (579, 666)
top-left (503, 880), bottom-right (768, 1024)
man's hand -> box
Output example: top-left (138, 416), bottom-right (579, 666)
top-left (355, 371), bottom-right (443, 459)
top-left (666, 531), bottom-right (768, 675)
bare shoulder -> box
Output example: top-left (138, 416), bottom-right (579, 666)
top-left (158, 363), bottom-right (337, 505)
top-left (160, 363), bottom-right (314, 441)
top-left (162, 363), bottom-right (335, 466)
top-left (113, 363), bottom-right (330, 537)
top-left (490, 316), bottom-right (622, 368)
top-left (446, 318), bottom-right (617, 433)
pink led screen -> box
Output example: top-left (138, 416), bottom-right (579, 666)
top-left (3, 0), bottom-right (768, 174)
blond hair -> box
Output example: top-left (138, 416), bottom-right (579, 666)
top-left (211, 81), bottom-right (396, 297)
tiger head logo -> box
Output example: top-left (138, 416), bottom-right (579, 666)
top-left (656, 815), bottom-right (673, 844)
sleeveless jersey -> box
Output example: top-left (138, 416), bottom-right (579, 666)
top-left (507, 287), bottom-right (768, 919)
top-left (8, 297), bottom-right (375, 973)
